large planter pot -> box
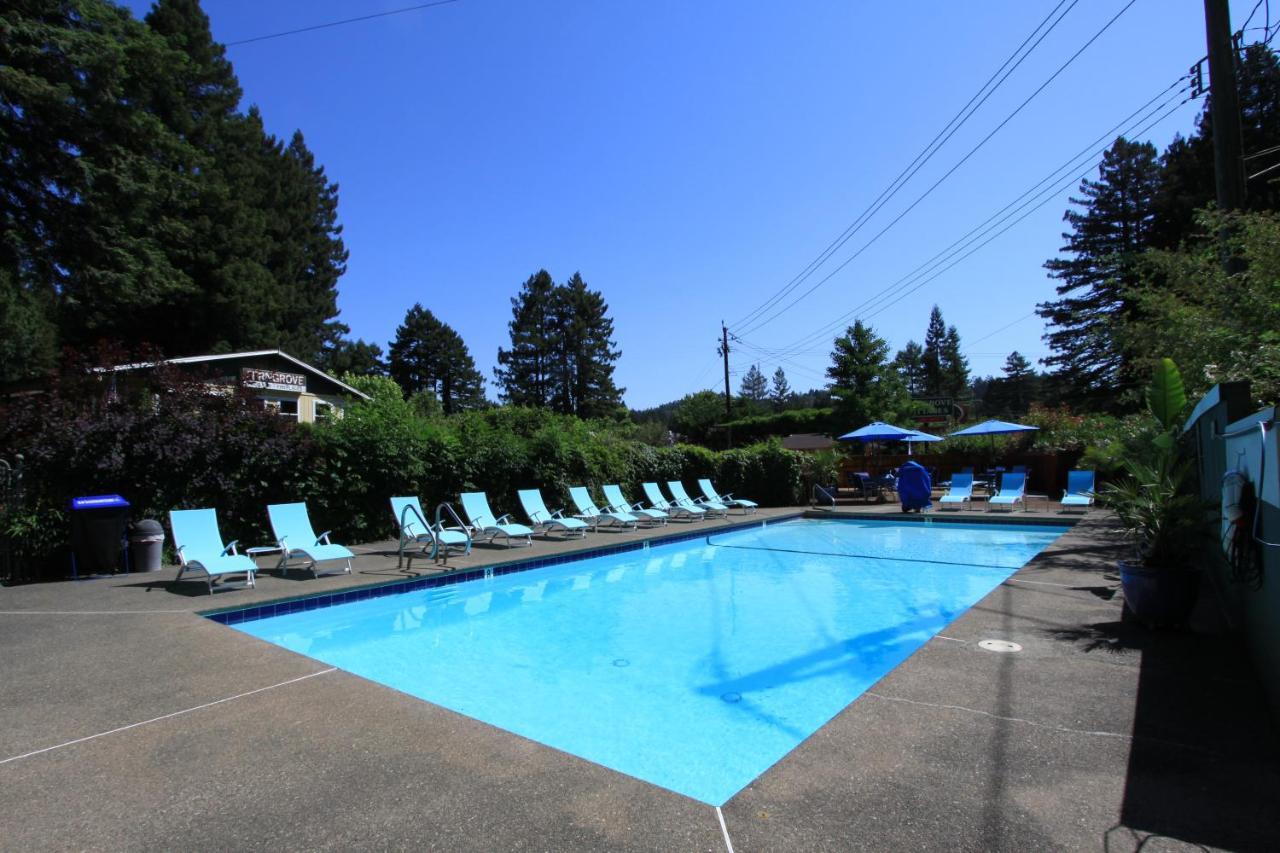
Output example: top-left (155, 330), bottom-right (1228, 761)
top-left (1119, 559), bottom-right (1200, 627)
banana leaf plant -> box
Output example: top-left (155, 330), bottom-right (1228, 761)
top-left (1101, 359), bottom-right (1207, 570)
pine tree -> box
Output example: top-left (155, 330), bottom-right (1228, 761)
top-left (770, 367), bottom-right (791, 409)
top-left (1002, 350), bottom-right (1035, 414)
top-left (319, 331), bottom-right (385, 378)
top-left (739, 364), bottom-right (769, 401)
top-left (922, 306), bottom-right (947, 396)
top-left (940, 325), bottom-right (969, 398)
top-left (1037, 138), bottom-right (1160, 404)
top-left (549, 272), bottom-right (623, 418)
top-left (894, 340), bottom-right (926, 396)
top-left (826, 321), bottom-right (909, 426)
top-left (495, 270), bottom-right (557, 407)
top-left (388, 304), bottom-right (486, 414)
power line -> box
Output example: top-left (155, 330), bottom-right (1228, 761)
top-left (226, 0), bottom-right (461, 47)
top-left (735, 0), bottom-right (1142, 339)
top-left (727, 0), bottom-right (1080, 333)
top-left (764, 74), bottom-right (1191, 358)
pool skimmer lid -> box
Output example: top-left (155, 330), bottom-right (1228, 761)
top-left (978, 639), bottom-right (1022, 653)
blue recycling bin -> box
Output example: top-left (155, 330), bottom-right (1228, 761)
top-left (70, 494), bottom-right (131, 578)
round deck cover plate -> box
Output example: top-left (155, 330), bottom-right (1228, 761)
top-left (978, 639), bottom-right (1023, 653)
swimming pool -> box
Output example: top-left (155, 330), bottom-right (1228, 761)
top-left (229, 517), bottom-right (1067, 805)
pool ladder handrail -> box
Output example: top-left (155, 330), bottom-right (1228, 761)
top-left (434, 502), bottom-right (472, 565)
top-left (396, 501), bottom-right (473, 568)
top-left (812, 483), bottom-right (837, 507)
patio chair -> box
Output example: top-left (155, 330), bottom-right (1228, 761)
top-left (460, 491), bottom-right (533, 547)
top-left (569, 486), bottom-right (637, 529)
top-left (642, 481), bottom-right (704, 520)
top-left (668, 481), bottom-right (728, 518)
top-left (939, 472), bottom-right (974, 511)
top-left (602, 484), bottom-right (667, 526)
top-left (847, 471), bottom-right (882, 503)
top-left (987, 472), bottom-right (1027, 512)
top-left (697, 478), bottom-right (758, 514)
top-left (390, 496), bottom-right (472, 565)
top-left (267, 502), bottom-right (354, 576)
top-left (518, 488), bottom-right (591, 538)
top-left (1059, 470), bottom-right (1096, 513)
top-left (169, 508), bottom-right (257, 594)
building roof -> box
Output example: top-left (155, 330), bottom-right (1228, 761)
top-left (781, 433), bottom-right (835, 451)
top-left (106, 349), bottom-right (370, 400)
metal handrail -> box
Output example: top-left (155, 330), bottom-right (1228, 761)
top-left (435, 502), bottom-right (472, 565)
top-left (812, 483), bottom-right (837, 507)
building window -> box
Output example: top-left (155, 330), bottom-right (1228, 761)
top-left (314, 399), bottom-right (336, 422)
top-left (258, 397), bottom-right (299, 421)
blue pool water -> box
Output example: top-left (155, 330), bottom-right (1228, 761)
top-left (231, 518), bottom-right (1066, 804)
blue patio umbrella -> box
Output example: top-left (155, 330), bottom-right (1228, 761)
top-left (836, 421), bottom-right (918, 442)
top-left (837, 421), bottom-right (920, 469)
top-left (902, 429), bottom-right (943, 456)
top-left (948, 419), bottom-right (1039, 461)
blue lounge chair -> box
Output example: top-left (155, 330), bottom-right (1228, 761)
top-left (668, 481), bottom-right (728, 518)
top-left (569, 486), bottom-right (637, 529)
top-left (460, 492), bottom-right (533, 547)
top-left (518, 488), bottom-right (591, 538)
top-left (939, 472), bottom-right (974, 510)
top-left (642, 481), bottom-right (704, 520)
top-left (602, 484), bottom-right (667, 526)
top-left (390, 496), bottom-right (472, 565)
top-left (697, 478), bottom-right (758, 514)
top-left (268, 502), bottom-right (354, 576)
top-left (1060, 470), bottom-right (1095, 513)
top-left (169, 508), bottom-right (257, 594)
top-left (987, 472), bottom-right (1027, 512)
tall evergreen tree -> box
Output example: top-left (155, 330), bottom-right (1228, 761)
top-left (770, 367), bottom-right (791, 409)
top-left (1002, 350), bottom-right (1035, 414)
top-left (319, 331), bottom-right (386, 378)
top-left (826, 320), bottom-right (909, 426)
top-left (495, 270), bottom-right (556, 407)
top-left (922, 306), bottom-right (947, 396)
top-left (1037, 138), bottom-right (1160, 405)
top-left (894, 340), bottom-right (926, 396)
top-left (388, 304), bottom-right (485, 413)
top-left (549, 272), bottom-right (623, 418)
top-left (940, 325), bottom-right (970, 398)
top-left (739, 364), bottom-right (769, 401)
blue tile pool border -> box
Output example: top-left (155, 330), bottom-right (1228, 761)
top-left (201, 513), bottom-right (805, 626)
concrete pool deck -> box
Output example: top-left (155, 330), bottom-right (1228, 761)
top-left (2, 507), bottom-right (1277, 850)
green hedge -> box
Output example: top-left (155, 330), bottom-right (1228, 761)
top-left (1, 383), bottom-right (806, 579)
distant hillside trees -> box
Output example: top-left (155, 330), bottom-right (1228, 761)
top-left (495, 270), bottom-right (623, 417)
top-left (770, 368), bottom-right (791, 409)
top-left (388, 304), bottom-right (486, 414)
top-left (0, 0), bottom-right (350, 375)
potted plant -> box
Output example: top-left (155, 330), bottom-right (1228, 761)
top-left (1101, 359), bottom-right (1207, 626)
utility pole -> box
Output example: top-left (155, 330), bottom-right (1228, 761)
top-left (721, 320), bottom-right (732, 417)
top-left (1204, 0), bottom-right (1246, 212)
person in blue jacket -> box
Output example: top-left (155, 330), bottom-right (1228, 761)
top-left (897, 459), bottom-right (932, 513)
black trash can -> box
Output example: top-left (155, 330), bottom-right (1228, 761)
top-left (128, 519), bottom-right (164, 573)
top-left (70, 495), bottom-right (130, 577)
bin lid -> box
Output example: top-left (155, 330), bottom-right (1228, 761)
top-left (130, 518), bottom-right (164, 535)
top-left (71, 494), bottom-right (130, 510)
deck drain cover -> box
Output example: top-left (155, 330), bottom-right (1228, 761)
top-left (978, 639), bottom-right (1022, 653)
top-left (612, 658), bottom-right (630, 667)
top-left (721, 692), bottom-right (742, 703)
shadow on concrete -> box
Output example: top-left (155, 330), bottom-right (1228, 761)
top-left (1048, 618), bottom-right (1280, 851)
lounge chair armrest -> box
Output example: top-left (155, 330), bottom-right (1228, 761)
top-left (222, 540), bottom-right (240, 556)
top-left (496, 514), bottom-right (513, 524)
top-left (630, 501), bottom-right (646, 511)
top-left (551, 508), bottom-right (568, 519)
top-left (316, 530), bottom-right (332, 545)
top-left (175, 544), bottom-right (188, 565)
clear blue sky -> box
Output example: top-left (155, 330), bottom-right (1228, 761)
top-left (124, 0), bottom-right (1232, 408)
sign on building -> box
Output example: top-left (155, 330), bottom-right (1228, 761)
top-left (240, 367), bottom-right (306, 393)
